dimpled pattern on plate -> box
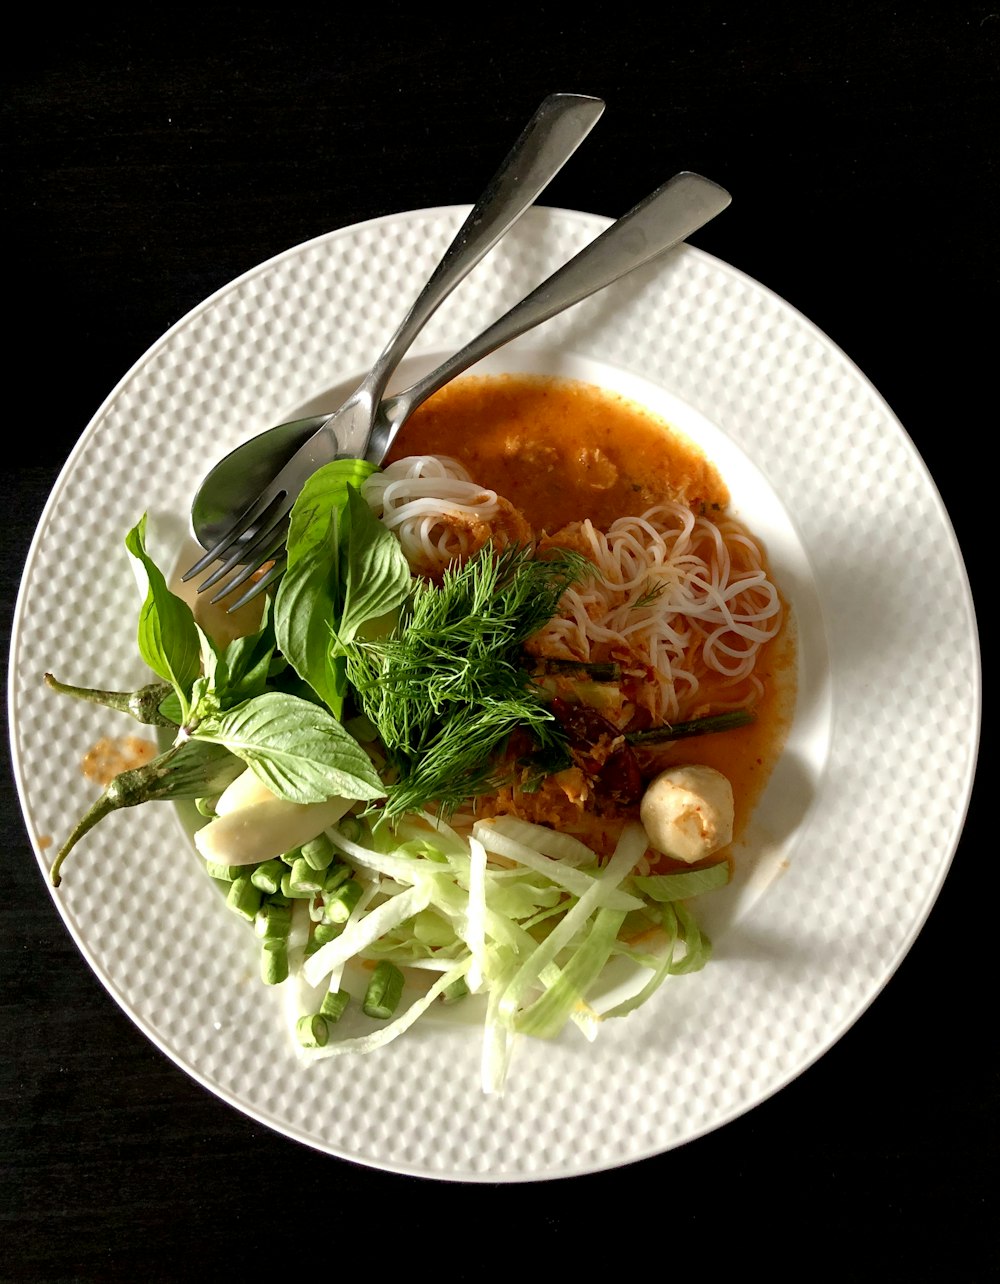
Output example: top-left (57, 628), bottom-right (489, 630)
top-left (9, 207), bottom-right (979, 1180)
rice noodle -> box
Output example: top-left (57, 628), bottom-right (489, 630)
top-left (530, 502), bottom-right (783, 722)
top-left (364, 456), bottom-right (782, 725)
top-left (362, 455), bottom-right (501, 573)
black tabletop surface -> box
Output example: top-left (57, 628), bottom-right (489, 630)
top-left (3, 7), bottom-right (994, 1280)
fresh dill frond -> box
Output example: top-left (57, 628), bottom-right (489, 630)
top-left (632, 579), bottom-right (667, 609)
top-left (344, 544), bottom-right (585, 820)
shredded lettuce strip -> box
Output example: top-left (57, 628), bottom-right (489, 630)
top-left (288, 813), bottom-right (720, 1093)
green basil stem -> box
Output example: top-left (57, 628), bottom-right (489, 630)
top-left (49, 739), bottom-right (244, 887)
top-left (44, 672), bottom-right (177, 726)
top-left (626, 709), bottom-right (755, 745)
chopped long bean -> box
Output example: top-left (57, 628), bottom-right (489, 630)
top-left (203, 860), bottom-right (245, 882)
top-left (322, 878), bottom-right (363, 924)
top-left (280, 870), bottom-right (314, 900)
top-left (320, 988), bottom-right (351, 1023)
top-left (322, 863), bottom-right (350, 894)
top-left (296, 1014), bottom-right (328, 1048)
top-left (301, 834), bottom-right (335, 870)
top-left (226, 876), bottom-right (262, 921)
top-left (288, 858), bottom-right (325, 895)
top-left (251, 859), bottom-right (287, 894)
top-left (363, 961), bottom-right (405, 1019)
top-left (260, 939), bottom-right (289, 985)
top-left (255, 901), bottom-right (292, 939)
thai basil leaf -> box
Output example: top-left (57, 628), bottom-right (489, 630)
top-left (186, 673), bottom-right (219, 724)
top-left (285, 457), bottom-right (377, 566)
top-left (276, 464), bottom-right (411, 718)
top-left (274, 540), bottom-right (347, 717)
top-left (219, 594), bottom-right (278, 704)
top-left (335, 486), bottom-right (411, 654)
top-left (197, 622), bottom-right (223, 694)
top-left (193, 691), bottom-right (385, 804)
top-left (276, 461), bottom-right (375, 718)
top-left (124, 516), bottom-right (200, 720)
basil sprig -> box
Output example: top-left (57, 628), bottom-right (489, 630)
top-left (125, 515), bottom-right (201, 723)
top-left (49, 467), bottom-right (413, 882)
top-left (121, 509), bottom-right (388, 806)
top-left (275, 472), bottom-right (411, 717)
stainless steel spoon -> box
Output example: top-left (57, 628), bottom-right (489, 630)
top-left (192, 170), bottom-right (731, 608)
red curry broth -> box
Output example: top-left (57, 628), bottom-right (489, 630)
top-left (388, 372), bottom-right (730, 532)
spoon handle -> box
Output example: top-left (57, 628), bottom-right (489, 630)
top-left (371, 171), bottom-right (731, 462)
top-left (357, 93), bottom-right (605, 409)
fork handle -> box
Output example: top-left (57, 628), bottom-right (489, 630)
top-left (355, 93), bottom-right (605, 412)
top-left (370, 171), bottom-right (732, 462)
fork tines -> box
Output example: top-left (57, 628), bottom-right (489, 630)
top-left (182, 490), bottom-right (292, 609)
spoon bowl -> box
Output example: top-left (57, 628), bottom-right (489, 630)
top-left (191, 415), bottom-right (326, 552)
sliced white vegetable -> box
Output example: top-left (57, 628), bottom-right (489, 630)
top-left (496, 821), bottom-right (648, 1024)
top-left (193, 793), bottom-right (354, 866)
top-left (326, 825), bottom-right (434, 883)
top-left (481, 954), bottom-right (518, 1095)
top-left (465, 834), bottom-right (487, 993)
top-left (483, 815), bottom-right (596, 867)
top-left (472, 821), bottom-right (643, 911)
top-left (213, 768), bottom-right (282, 817)
top-left (301, 883), bottom-right (431, 987)
top-left (323, 876), bottom-right (379, 995)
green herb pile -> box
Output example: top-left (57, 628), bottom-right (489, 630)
top-left (347, 544), bottom-right (586, 819)
top-left (45, 458), bottom-right (585, 880)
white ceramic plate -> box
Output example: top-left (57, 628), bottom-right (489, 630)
top-left (8, 206), bottom-right (980, 1181)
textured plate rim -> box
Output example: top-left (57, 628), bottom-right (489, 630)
top-left (8, 204), bottom-right (982, 1180)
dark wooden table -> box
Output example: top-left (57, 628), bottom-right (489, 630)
top-left (3, 8), bottom-right (993, 1279)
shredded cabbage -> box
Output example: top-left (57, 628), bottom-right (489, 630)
top-left (281, 811), bottom-right (722, 1094)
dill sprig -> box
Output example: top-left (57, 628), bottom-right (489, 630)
top-left (345, 545), bottom-right (585, 819)
top-left (632, 579), bottom-right (667, 609)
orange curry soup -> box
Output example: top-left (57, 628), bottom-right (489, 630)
top-left (388, 372), bottom-right (797, 861)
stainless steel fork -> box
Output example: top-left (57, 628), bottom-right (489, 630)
top-left (181, 92), bottom-right (605, 602)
